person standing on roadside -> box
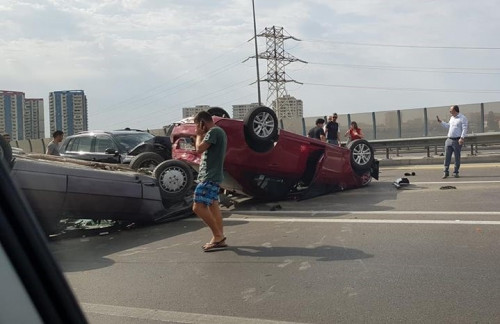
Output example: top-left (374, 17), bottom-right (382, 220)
top-left (308, 118), bottom-right (326, 142)
top-left (436, 105), bottom-right (468, 178)
top-left (324, 113), bottom-right (341, 146)
top-left (192, 111), bottom-right (228, 252)
top-left (46, 130), bottom-right (64, 156)
top-left (344, 121), bottom-right (363, 142)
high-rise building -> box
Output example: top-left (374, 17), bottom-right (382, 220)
top-left (182, 105), bottom-right (210, 118)
top-left (49, 90), bottom-right (88, 136)
top-left (24, 98), bottom-right (45, 139)
top-left (232, 103), bottom-right (260, 120)
top-left (0, 90), bottom-right (25, 140)
top-left (272, 95), bottom-right (303, 119)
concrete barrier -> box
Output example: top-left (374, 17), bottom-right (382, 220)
top-left (31, 139), bottom-right (46, 154)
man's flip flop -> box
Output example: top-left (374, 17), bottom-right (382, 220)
top-left (202, 237), bottom-right (226, 249)
top-left (202, 238), bottom-right (228, 252)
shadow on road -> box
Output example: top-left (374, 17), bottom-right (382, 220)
top-left (231, 245), bottom-right (373, 262)
top-left (49, 218), bottom-right (248, 272)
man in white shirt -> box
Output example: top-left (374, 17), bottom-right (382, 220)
top-left (436, 105), bottom-right (468, 178)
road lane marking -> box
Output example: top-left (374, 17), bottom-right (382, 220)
top-left (382, 163), bottom-right (500, 170)
top-left (410, 180), bottom-right (500, 184)
top-left (81, 302), bottom-right (308, 324)
top-left (185, 212), bottom-right (500, 225)
top-left (220, 210), bottom-right (500, 216)
top-left (220, 218), bottom-right (500, 225)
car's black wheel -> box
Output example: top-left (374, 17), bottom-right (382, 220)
top-left (153, 160), bottom-right (194, 200)
top-left (347, 139), bottom-right (374, 174)
top-left (243, 106), bottom-right (278, 151)
top-left (207, 107), bottom-right (230, 118)
top-left (129, 152), bottom-right (164, 170)
top-left (0, 135), bottom-right (12, 168)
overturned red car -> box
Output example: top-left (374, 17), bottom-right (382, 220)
top-left (167, 106), bottom-right (379, 201)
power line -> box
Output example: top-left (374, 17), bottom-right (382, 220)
top-left (304, 39), bottom-right (500, 50)
top-left (106, 78), bottom-right (255, 128)
top-left (93, 40), bottom-right (250, 115)
top-left (92, 59), bottom-right (245, 118)
top-left (304, 82), bottom-right (500, 93)
top-left (309, 62), bottom-right (500, 75)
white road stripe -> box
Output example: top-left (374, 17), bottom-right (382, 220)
top-left (81, 302), bottom-right (308, 324)
top-left (410, 180), bottom-right (500, 184)
top-left (219, 218), bottom-right (500, 225)
top-left (219, 210), bottom-right (500, 216)
top-left (383, 163), bottom-right (500, 170)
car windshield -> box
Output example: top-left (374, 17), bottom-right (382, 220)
top-left (113, 133), bottom-right (154, 151)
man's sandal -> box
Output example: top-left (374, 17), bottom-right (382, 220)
top-left (202, 237), bottom-right (227, 252)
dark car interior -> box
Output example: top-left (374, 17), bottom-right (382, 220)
top-left (0, 155), bottom-right (87, 323)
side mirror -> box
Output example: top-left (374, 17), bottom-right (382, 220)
top-left (104, 148), bottom-right (117, 155)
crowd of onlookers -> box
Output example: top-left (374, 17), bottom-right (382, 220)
top-left (307, 113), bottom-right (364, 145)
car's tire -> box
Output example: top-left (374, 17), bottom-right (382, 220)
top-left (207, 107), bottom-right (230, 118)
top-left (347, 139), bottom-right (374, 174)
top-left (129, 152), bottom-right (164, 170)
top-left (0, 135), bottom-right (13, 168)
top-left (243, 106), bottom-right (278, 152)
top-left (153, 160), bottom-right (194, 200)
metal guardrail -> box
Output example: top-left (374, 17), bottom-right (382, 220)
top-left (8, 132), bottom-right (500, 160)
top-left (370, 132), bottom-right (500, 159)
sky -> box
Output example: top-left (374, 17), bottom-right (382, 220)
top-left (2, 0), bottom-right (500, 134)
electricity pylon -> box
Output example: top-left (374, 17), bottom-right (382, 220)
top-left (257, 26), bottom-right (307, 119)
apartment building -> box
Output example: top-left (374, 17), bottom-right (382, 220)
top-left (272, 95), bottom-right (303, 119)
top-left (49, 90), bottom-right (88, 136)
top-left (0, 90), bottom-right (25, 140)
top-left (182, 105), bottom-right (210, 118)
top-left (232, 103), bottom-right (260, 120)
top-left (24, 98), bottom-right (45, 139)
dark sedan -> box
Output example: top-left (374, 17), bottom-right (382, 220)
top-left (59, 129), bottom-right (171, 170)
top-left (8, 153), bottom-right (193, 234)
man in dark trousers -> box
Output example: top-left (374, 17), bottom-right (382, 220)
top-left (308, 118), bottom-right (326, 142)
top-left (436, 105), bottom-right (468, 178)
top-left (324, 113), bottom-right (340, 146)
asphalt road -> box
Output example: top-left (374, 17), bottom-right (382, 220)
top-left (49, 163), bottom-right (500, 324)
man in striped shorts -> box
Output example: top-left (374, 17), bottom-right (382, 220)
top-left (192, 111), bottom-right (228, 252)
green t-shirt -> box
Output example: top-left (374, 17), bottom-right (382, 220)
top-left (197, 126), bottom-right (227, 183)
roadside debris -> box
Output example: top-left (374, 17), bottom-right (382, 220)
top-left (440, 185), bottom-right (457, 190)
top-left (393, 177), bottom-right (410, 189)
top-left (270, 204), bottom-right (282, 211)
top-left (404, 172), bottom-right (416, 176)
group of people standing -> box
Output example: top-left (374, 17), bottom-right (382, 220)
top-left (306, 105), bottom-right (469, 178)
top-left (307, 113), bottom-right (364, 145)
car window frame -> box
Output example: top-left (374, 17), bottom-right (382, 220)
top-left (0, 159), bottom-right (87, 324)
top-left (93, 134), bottom-right (118, 154)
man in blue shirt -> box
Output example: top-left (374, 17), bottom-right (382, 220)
top-left (437, 105), bottom-right (468, 178)
top-left (193, 111), bottom-right (228, 252)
